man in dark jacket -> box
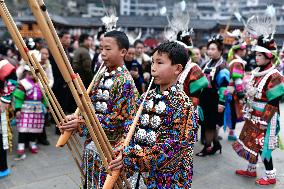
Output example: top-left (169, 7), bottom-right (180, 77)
top-left (73, 33), bottom-right (93, 88)
top-left (50, 31), bottom-right (72, 135)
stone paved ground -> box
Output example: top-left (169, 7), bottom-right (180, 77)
top-left (0, 103), bottom-right (284, 189)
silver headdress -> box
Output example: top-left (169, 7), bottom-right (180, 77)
top-left (161, 1), bottom-right (193, 48)
top-left (101, 8), bottom-right (118, 32)
top-left (246, 5), bottom-right (276, 39)
top-left (126, 28), bottom-right (142, 45)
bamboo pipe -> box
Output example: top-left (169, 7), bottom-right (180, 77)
top-left (2, 1), bottom-right (83, 166)
top-left (0, 1), bottom-right (84, 176)
top-left (31, 1), bottom-right (131, 185)
top-left (28, 0), bottom-right (110, 171)
top-left (0, 4), bottom-right (83, 177)
top-left (103, 77), bottom-right (154, 189)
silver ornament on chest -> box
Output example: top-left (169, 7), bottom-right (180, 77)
top-left (134, 144), bottom-right (142, 151)
top-left (117, 67), bottom-right (122, 72)
top-left (95, 101), bottom-right (108, 113)
top-left (95, 102), bottom-right (102, 112)
top-left (141, 114), bottom-right (150, 127)
top-left (101, 102), bottom-right (108, 113)
top-left (102, 90), bottom-right (110, 101)
top-left (99, 80), bottom-right (104, 88)
top-left (135, 128), bottom-right (147, 143)
top-left (145, 99), bottom-right (154, 112)
top-left (155, 101), bottom-right (166, 114)
top-left (146, 131), bottom-right (157, 145)
top-left (104, 78), bottom-right (114, 89)
top-left (97, 89), bottom-right (103, 99)
top-left (150, 115), bottom-right (161, 129)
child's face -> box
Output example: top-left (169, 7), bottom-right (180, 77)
top-left (151, 51), bottom-right (182, 87)
top-left (100, 37), bottom-right (127, 70)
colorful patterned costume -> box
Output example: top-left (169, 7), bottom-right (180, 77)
top-left (123, 83), bottom-right (197, 189)
top-left (224, 55), bottom-right (246, 129)
top-left (80, 65), bottom-right (139, 188)
top-left (0, 59), bottom-right (16, 176)
top-left (0, 78), bottom-right (16, 152)
top-left (233, 63), bottom-right (284, 163)
top-left (178, 61), bottom-right (208, 107)
top-left (14, 78), bottom-right (46, 133)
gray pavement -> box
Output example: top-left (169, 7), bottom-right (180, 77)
top-left (0, 103), bottom-right (284, 189)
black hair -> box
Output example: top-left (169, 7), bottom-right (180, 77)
top-left (96, 26), bottom-right (106, 41)
top-left (34, 38), bottom-right (44, 44)
top-left (6, 72), bottom-right (17, 81)
top-left (260, 52), bottom-right (273, 60)
top-left (58, 30), bottom-right (70, 39)
top-left (207, 34), bottom-right (224, 54)
top-left (177, 31), bottom-right (193, 47)
top-left (153, 41), bottom-right (188, 69)
top-left (79, 33), bottom-right (90, 44)
top-left (207, 40), bottom-right (224, 54)
top-left (134, 39), bottom-right (144, 47)
top-left (104, 30), bottom-right (129, 50)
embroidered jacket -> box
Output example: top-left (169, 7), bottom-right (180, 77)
top-left (124, 83), bottom-right (197, 189)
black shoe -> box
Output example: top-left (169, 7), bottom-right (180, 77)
top-left (209, 141), bottom-right (222, 155)
top-left (196, 145), bottom-right (212, 157)
top-left (38, 140), bottom-right (50, 146)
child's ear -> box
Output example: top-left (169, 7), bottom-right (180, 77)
top-left (174, 64), bottom-right (183, 75)
top-left (120, 49), bottom-right (127, 57)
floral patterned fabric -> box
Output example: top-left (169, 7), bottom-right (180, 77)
top-left (80, 65), bottom-right (139, 188)
top-left (123, 83), bottom-right (197, 189)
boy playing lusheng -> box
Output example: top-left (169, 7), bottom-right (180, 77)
top-left (60, 30), bottom-right (139, 188)
top-left (109, 41), bottom-right (197, 188)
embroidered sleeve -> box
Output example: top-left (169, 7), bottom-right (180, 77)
top-left (13, 83), bottom-right (25, 109)
top-left (216, 69), bottom-right (230, 105)
top-left (230, 62), bottom-right (245, 97)
top-left (265, 73), bottom-right (284, 101)
top-left (230, 62), bottom-right (245, 80)
top-left (184, 65), bottom-right (208, 97)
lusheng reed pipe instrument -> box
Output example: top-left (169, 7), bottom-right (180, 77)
top-left (0, 0), bottom-right (84, 179)
top-left (28, 0), bottom-right (130, 187)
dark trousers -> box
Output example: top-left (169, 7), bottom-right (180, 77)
top-left (37, 124), bottom-right (47, 142)
top-left (18, 132), bottom-right (37, 144)
top-left (0, 134), bottom-right (8, 171)
top-left (260, 151), bottom-right (273, 170)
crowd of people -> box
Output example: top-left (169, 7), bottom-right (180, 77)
top-left (0, 4), bottom-right (284, 189)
